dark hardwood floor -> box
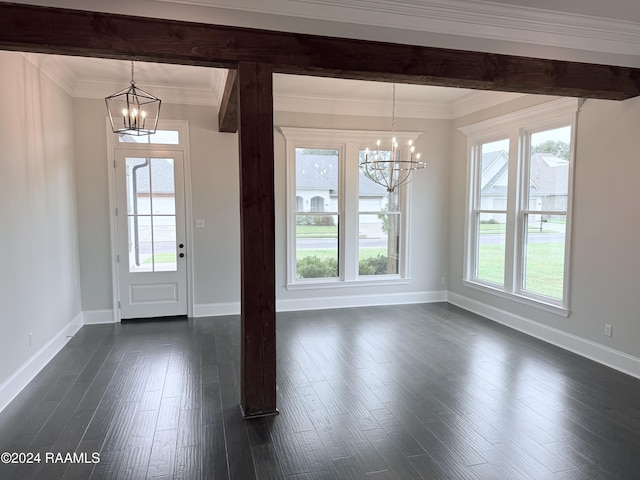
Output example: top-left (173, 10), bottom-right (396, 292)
top-left (1, 303), bottom-right (640, 479)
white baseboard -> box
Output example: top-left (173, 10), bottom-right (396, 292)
top-left (276, 290), bottom-right (447, 312)
top-left (193, 302), bottom-right (241, 317)
top-left (82, 309), bottom-right (116, 324)
top-left (193, 291), bottom-right (447, 318)
top-left (448, 292), bottom-right (640, 380)
top-left (0, 312), bottom-right (84, 413)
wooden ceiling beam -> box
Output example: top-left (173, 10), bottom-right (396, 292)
top-left (1, 3), bottom-right (639, 100)
top-left (218, 69), bottom-right (238, 133)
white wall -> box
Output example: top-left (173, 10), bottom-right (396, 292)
top-left (0, 52), bottom-right (83, 402)
top-left (449, 95), bottom-right (640, 371)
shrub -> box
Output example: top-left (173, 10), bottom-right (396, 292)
top-left (313, 215), bottom-right (335, 226)
top-left (296, 256), bottom-right (338, 278)
top-left (297, 254), bottom-right (393, 278)
top-left (296, 216), bottom-right (313, 226)
top-left (358, 254), bottom-right (390, 275)
top-left (295, 215), bottom-right (335, 226)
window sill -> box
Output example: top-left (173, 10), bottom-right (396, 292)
top-left (287, 276), bottom-right (410, 291)
top-left (463, 279), bottom-right (569, 317)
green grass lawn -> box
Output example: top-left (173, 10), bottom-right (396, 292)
top-left (477, 242), bottom-right (565, 299)
top-left (143, 253), bottom-right (176, 265)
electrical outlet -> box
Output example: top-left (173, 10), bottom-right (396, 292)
top-left (604, 324), bottom-right (613, 337)
top-left (440, 276), bottom-right (446, 285)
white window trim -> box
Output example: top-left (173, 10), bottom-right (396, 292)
top-left (280, 127), bottom-right (422, 289)
top-left (459, 98), bottom-right (581, 315)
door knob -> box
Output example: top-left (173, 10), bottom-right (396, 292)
top-left (179, 253), bottom-right (185, 258)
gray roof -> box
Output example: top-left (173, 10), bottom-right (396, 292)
top-left (481, 150), bottom-right (568, 197)
top-left (296, 155), bottom-right (336, 192)
top-left (133, 158), bottom-right (175, 194)
top-left (480, 151), bottom-right (509, 195)
top-left (529, 153), bottom-right (569, 196)
top-left (296, 153), bottom-right (387, 196)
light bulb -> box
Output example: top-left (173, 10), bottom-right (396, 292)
top-left (122, 108), bottom-right (128, 116)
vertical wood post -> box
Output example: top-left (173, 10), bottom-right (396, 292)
top-left (236, 61), bottom-right (277, 418)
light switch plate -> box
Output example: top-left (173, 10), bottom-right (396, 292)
top-left (195, 219), bottom-right (205, 228)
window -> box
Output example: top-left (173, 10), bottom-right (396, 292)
top-left (295, 148), bottom-right (340, 280)
top-left (473, 139), bottom-right (509, 286)
top-left (118, 129), bottom-right (180, 145)
top-left (281, 127), bottom-right (420, 287)
top-left (461, 99), bottom-right (578, 313)
top-left (358, 152), bottom-right (401, 276)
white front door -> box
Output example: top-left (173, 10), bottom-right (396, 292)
top-left (115, 150), bottom-right (188, 319)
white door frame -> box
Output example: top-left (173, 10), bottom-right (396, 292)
top-left (106, 119), bottom-right (194, 322)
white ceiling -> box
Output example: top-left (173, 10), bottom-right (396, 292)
top-left (23, 52), bottom-right (524, 119)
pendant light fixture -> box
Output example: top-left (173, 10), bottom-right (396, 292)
top-left (360, 84), bottom-right (426, 192)
top-left (105, 61), bottom-right (161, 136)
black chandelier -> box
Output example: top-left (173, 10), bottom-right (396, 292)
top-left (105, 61), bottom-right (161, 136)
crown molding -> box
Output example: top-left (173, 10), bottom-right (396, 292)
top-left (73, 79), bottom-right (219, 106)
top-left (21, 53), bottom-right (222, 106)
top-left (275, 93), bottom-right (454, 119)
top-left (150, 0), bottom-right (640, 58)
top-left (451, 90), bottom-right (525, 119)
top-left (458, 97), bottom-right (579, 137)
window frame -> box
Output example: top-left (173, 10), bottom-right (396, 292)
top-left (281, 127), bottom-right (422, 289)
top-left (460, 98), bottom-right (580, 315)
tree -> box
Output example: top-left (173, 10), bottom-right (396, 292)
top-left (531, 140), bottom-right (569, 160)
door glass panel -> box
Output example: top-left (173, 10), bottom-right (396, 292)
top-left (127, 158), bottom-right (151, 215)
top-left (128, 215), bottom-right (153, 273)
top-left (153, 216), bottom-right (177, 272)
top-left (150, 158), bottom-right (176, 215)
top-left (126, 156), bottom-right (177, 273)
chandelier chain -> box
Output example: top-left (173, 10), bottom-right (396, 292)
top-left (130, 61), bottom-right (135, 85)
top-left (391, 83), bottom-right (396, 134)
